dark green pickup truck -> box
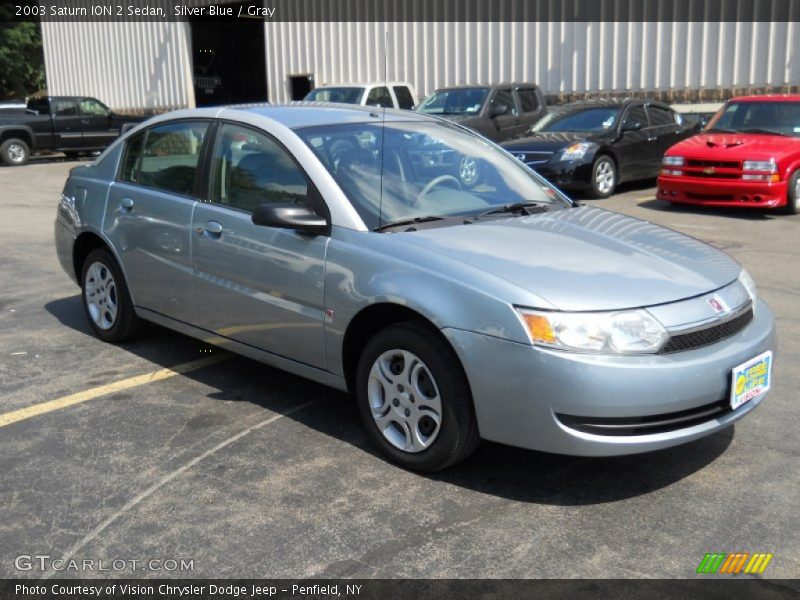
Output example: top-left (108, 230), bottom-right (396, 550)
top-left (0, 96), bottom-right (145, 166)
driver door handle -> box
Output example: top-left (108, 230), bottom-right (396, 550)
top-left (120, 197), bottom-right (134, 210)
top-left (199, 221), bottom-right (223, 236)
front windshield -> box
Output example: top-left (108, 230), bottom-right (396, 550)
top-left (706, 101), bottom-right (800, 136)
top-left (532, 107), bottom-right (621, 133)
top-left (305, 87), bottom-right (364, 104)
top-left (295, 120), bottom-right (567, 230)
top-left (417, 88), bottom-right (489, 115)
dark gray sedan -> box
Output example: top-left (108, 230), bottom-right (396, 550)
top-left (55, 104), bottom-right (774, 471)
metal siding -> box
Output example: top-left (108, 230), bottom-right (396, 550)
top-left (265, 20), bottom-right (800, 103)
top-left (41, 21), bottom-right (194, 113)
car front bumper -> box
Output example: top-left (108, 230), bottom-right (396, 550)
top-left (443, 299), bottom-right (775, 456)
top-left (533, 161), bottom-right (594, 190)
top-left (657, 175), bottom-right (788, 208)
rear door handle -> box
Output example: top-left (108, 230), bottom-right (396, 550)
top-left (199, 221), bottom-right (223, 236)
top-left (120, 197), bottom-right (134, 210)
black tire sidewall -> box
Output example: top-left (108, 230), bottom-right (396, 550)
top-left (1, 138), bottom-right (30, 166)
top-left (80, 248), bottom-right (138, 342)
top-left (785, 170), bottom-right (800, 215)
top-left (355, 322), bottom-right (477, 472)
top-left (589, 155), bottom-right (616, 198)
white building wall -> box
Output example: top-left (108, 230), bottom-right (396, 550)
top-left (41, 21), bottom-right (195, 113)
top-left (265, 21), bottom-right (800, 103)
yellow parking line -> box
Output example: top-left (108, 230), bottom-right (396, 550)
top-left (0, 354), bottom-right (230, 428)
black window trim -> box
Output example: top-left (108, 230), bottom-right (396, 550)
top-left (201, 119), bottom-right (332, 230)
top-left (114, 118), bottom-right (214, 200)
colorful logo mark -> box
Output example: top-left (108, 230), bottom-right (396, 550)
top-left (696, 552), bottom-right (773, 574)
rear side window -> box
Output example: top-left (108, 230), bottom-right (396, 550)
top-left (210, 123), bottom-right (309, 213)
top-left (54, 100), bottom-right (77, 116)
top-left (120, 132), bottom-right (144, 183)
top-left (138, 121), bottom-right (208, 196)
top-left (366, 86), bottom-right (392, 108)
top-left (647, 105), bottom-right (676, 126)
top-left (393, 86), bottom-right (415, 110)
top-left (27, 98), bottom-right (50, 114)
top-left (518, 88), bottom-right (540, 113)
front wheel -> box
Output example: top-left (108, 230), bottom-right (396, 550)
top-left (355, 322), bottom-right (480, 472)
top-left (587, 155), bottom-right (617, 198)
top-left (81, 247), bottom-right (141, 342)
top-left (0, 138), bottom-right (30, 166)
top-left (783, 170), bottom-right (800, 215)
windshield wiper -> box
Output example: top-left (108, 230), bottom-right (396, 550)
top-left (739, 128), bottom-right (790, 137)
top-left (375, 215), bottom-right (446, 232)
top-left (479, 201), bottom-right (551, 217)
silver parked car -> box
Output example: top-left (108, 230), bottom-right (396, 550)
top-left (55, 104), bottom-right (775, 471)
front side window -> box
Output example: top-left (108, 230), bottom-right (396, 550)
top-left (138, 121), bottom-right (208, 196)
top-left (647, 105), bottom-right (676, 127)
top-left (492, 90), bottom-right (518, 116)
top-left (366, 86), bottom-right (392, 107)
top-left (417, 88), bottom-right (489, 116)
top-left (210, 123), bottom-right (309, 213)
top-left (625, 106), bottom-right (649, 129)
top-left (79, 98), bottom-right (109, 116)
top-left (296, 120), bottom-right (566, 230)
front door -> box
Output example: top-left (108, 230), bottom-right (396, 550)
top-left (51, 99), bottom-right (84, 149)
top-left (77, 98), bottom-right (118, 149)
top-left (104, 121), bottom-right (209, 322)
top-left (191, 122), bottom-right (328, 368)
top-left (615, 104), bottom-right (656, 181)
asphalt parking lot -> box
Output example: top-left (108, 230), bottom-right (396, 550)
top-left (1, 157), bottom-right (798, 580)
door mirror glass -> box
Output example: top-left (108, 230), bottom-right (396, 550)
top-left (252, 203), bottom-right (327, 234)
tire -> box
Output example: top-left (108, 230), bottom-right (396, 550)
top-left (355, 321), bottom-right (480, 472)
top-left (0, 138), bottom-right (30, 166)
top-left (587, 155), bottom-right (617, 199)
top-left (80, 247), bottom-right (141, 342)
top-left (783, 170), bottom-right (800, 215)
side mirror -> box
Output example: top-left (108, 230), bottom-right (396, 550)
top-left (622, 120), bottom-right (643, 132)
top-left (251, 202), bottom-right (328, 235)
top-left (491, 104), bottom-right (509, 117)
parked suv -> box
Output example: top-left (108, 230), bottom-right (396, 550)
top-left (658, 95), bottom-right (800, 214)
top-left (304, 82), bottom-right (418, 110)
top-left (416, 83), bottom-right (547, 142)
top-left (0, 96), bottom-right (145, 166)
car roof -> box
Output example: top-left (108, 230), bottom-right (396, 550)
top-left (312, 82), bottom-right (412, 88)
top-left (433, 83), bottom-right (539, 91)
top-left (728, 94), bottom-right (800, 103)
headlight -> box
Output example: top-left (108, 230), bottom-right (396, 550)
top-left (516, 308), bottom-right (668, 354)
top-left (738, 269), bottom-right (758, 305)
top-left (743, 159), bottom-right (777, 172)
top-left (662, 156), bottom-right (685, 166)
top-left (558, 142), bottom-right (591, 161)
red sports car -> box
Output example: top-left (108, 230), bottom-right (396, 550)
top-left (657, 95), bottom-right (800, 214)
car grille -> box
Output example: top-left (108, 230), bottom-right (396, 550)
top-left (660, 307), bottom-right (754, 354)
top-left (556, 399), bottom-right (731, 436)
top-left (687, 159), bottom-right (741, 169)
top-left (680, 159), bottom-right (744, 179)
top-left (514, 151), bottom-right (553, 165)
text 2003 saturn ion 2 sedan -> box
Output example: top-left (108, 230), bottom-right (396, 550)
top-left (55, 104), bottom-right (775, 471)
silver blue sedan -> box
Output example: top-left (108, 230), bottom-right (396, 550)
top-left (54, 104), bottom-right (775, 471)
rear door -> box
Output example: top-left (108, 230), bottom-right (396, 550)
top-left (104, 120), bottom-right (209, 322)
top-left (190, 121), bottom-right (328, 368)
top-left (77, 98), bottom-right (118, 149)
top-left (51, 99), bottom-right (84, 149)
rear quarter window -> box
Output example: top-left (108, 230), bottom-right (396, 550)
top-left (393, 86), bottom-right (415, 110)
top-left (120, 132), bottom-right (145, 183)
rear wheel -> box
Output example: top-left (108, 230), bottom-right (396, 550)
top-left (355, 322), bottom-right (480, 472)
top-left (587, 155), bottom-right (616, 198)
top-left (80, 247), bottom-right (141, 342)
top-left (0, 138), bottom-right (30, 166)
top-left (783, 170), bottom-right (800, 215)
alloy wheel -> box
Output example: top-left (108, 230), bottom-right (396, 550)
top-left (6, 143), bottom-right (26, 164)
top-left (595, 159), bottom-right (615, 195)
top-left (367, 349), bottom-right (442, 453)
top-left (84, 261), bottom-right (118, 330)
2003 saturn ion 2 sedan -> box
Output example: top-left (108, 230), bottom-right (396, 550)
top-left (55, 104), bottom-right (775, 471)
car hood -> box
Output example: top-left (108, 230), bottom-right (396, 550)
top-left (501, 131), bottom-right (607, 153)
top-left (670, 132), bottom-right (800, 158)
top-left (395, 206), bottom-right (740, 311)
